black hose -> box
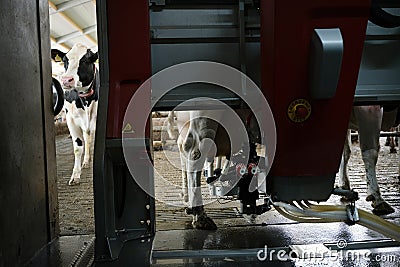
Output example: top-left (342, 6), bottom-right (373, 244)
top-left (52, 77), bottom-right (64, 116)
top-left (369, 0), bottom-right (400, 28)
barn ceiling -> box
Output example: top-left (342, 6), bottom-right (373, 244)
top-left (49, 0), bottom-right (97, 53)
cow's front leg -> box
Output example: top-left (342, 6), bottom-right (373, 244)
top-left (397, 143), bottom-right (400, 180)
top-left (83, 102), bottom-right (97, 168)
top-left (338, 130), bottom-right (351, 192)
top-left (70, 137), bottom-right (84, 185)
top-left (362, 149), bottom-right (395, 215)
top-left (82, 130), bottom-right (91, 168)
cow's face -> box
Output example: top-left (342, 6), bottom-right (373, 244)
top-left (51, 43), bottom-right (98, 92)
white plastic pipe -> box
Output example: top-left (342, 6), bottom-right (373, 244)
top-left (273, 202), bottom-right (400, 242)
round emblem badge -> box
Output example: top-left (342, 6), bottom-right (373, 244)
top-left (287, 99), bottom-right (312, 123)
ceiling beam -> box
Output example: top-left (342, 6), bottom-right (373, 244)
top-left (55, 25), bottom-right (97, 44)
top-left (49, 0), bottom-right (93, 15)
top-left (48, 0), bottom-right (97, 46)
top-left (50, 36), bottom-right (71, 50)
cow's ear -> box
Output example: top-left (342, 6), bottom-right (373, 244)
top-left (51, 49), bottom-right (66, 62)
top-left (90, 52), bottom-right (98, 63)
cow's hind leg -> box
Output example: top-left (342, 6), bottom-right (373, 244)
top-left (338, 130), bottom-right (351, 194)
top-left (355, 106), bottom-right (394, 215)
top-left (180, 147), bottom-right (189, 203)
top-left (187, 170), bottom-right (217, 230)
top-left (184, 127), bottom-right (217, 230)
top-left (389, 136), bottom-right (397, 154)
top-left (176, 134), bottom-right (189, 203)
top-left (362, 149), bottom-right (395, 215)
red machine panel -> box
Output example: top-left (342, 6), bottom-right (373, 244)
top-left (261, 0), bottom-right (371, 177)
top-left (106, 0), bottom-right (151, 138)
top-left (260, 0), bottom-right (372, 201)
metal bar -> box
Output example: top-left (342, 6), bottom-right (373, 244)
top-left (332, 187), bottom-right (359, 201)
top-left (152, 248), bottom-right (281, 259)
top-left (164, 0), bottom-right (238, 5)
top-left (238, 0), bottom-right (246, 73)
top-left (238, 0), bottom-right (247, 96)
top-left (152, 239), bottom-right (400, 260)
top-left (151, 37), bottom-right (260, 44)
top-left (351, 131), bottom-right (400, 137)
top-left (50, 36), bottom-right (71, 50)
top-left (324, 239), bottom-right (400, 250)
top-left (49, 0), bottom-right (93, 15)
top-left (48, 0), bottom-right (97, 46)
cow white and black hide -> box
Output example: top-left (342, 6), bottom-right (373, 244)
top-left (339, 105), bottom-right (396, 215)
top-left (167, 109), bottom-right (260, 229)
top-left (51, 43), bottom-right (99, 185)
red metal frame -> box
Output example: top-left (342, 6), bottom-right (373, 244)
top-left (106, 0), bottom-right (151, 139)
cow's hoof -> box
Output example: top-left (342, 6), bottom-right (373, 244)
top-left (82, 161), bottom-right (90, 168)
top-left (366, 195), bottom-right (375, 202)
top-left (193, 215), bottom-right (217, 230)
top-left (372, 202), bottom-right (395, 216)
top-left (68, 178), bottom-right (80, 186)
top-left (179, 192), bottom-right (189, 203)
top-left (390, 148), bottom-right (397, 154)
top-left (185, 207), bottom-right (193, 215)
top-left (340, 196), bottom-right (351, 202)
top-left (244, 214), bottom-right (257, 224)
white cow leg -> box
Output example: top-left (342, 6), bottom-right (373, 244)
top-left (398, 150), bottom-right (400, 181)
top-left (185, 135), bottom-right (217, 229)
top-left (215, 156), bottom-right (222, 170)
top-left (66, 114), bottom-right (83, 185)
top-left (389, 136), bottom-right (397, 153)
top-left (180, 151), bottom-right (189, 203)
top-left (204, 159), bottom-right (214, 178)
top-left (177, 137), bottom-right (189, 203)
top-left (221, 158), bottom-right (230, 175)
top-left (362, 149), bottom-right (380, 201)
top-left (338, 130), bottom-right (351, 191)
top-left (362, 149), bottom-right (394, 215)
top-left (82, 130), bottom-right (90, 168)
top-left (70, 137), bottom-right (84, 185)
top-left (187, 170), bottom-right (217, 230)
top-left (83, 102), bottom-right (97, 168)
top-left (181, 171), bottom-right (188, 203)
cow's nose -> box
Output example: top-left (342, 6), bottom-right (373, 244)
top-left (61, 76), bottom-right (74, 87)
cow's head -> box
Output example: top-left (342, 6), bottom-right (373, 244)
top-left (51, 43), bottom-right (98, 93)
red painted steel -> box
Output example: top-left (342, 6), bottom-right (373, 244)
top-left (261, 0), bottom-right (371, 177)
top-left (106, 0), bottom-right (151, 138)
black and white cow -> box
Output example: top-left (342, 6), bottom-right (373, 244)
top-left (51, 43), bottom-right (99, 185)
top-left (167, 109), bottom-right (260, 229)
top-left (339, 105), bottom-right (396, 215)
